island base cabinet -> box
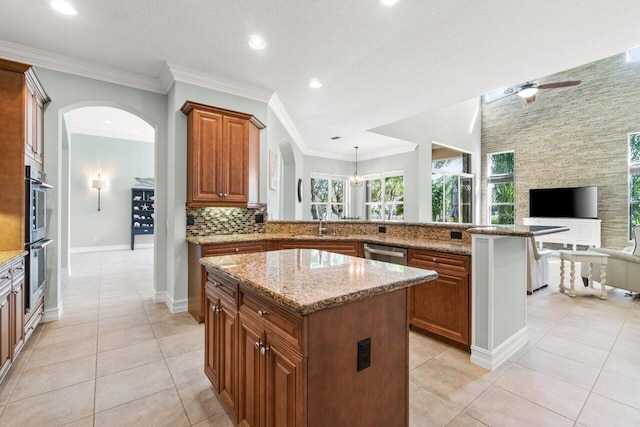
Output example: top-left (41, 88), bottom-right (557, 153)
top-left (206, 268), bottom-right (412, 427)
top-left (0, 287), bottom-right (11, 381)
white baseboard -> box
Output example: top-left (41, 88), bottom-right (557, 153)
top-left (70, 243), bottom-right (153, 253)
top-left (42, 306), bottom-right (63, 323)
top-left (470, 326), bottom-right (528, 370)
top-left (152, 290), bottom-right (187, 313)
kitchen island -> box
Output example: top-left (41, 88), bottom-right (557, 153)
top-left (200, 248), bottom-right (437, 427)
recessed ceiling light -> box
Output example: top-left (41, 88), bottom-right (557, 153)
top-left (249, 35), bottom-right (266, 49)
top-left (308, 79), bottom-right (322, 89)
top-left (50, 0), bottom-right (78, 16)
top-left (381, 0), bottom-right (399, 6)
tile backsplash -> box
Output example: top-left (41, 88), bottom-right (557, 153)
top-left (186, 205), bottom-right (267, 236)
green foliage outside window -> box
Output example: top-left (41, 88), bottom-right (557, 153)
top-left (310, 177), bottom-right (346, 220)
top-left (630, 134), bottom-right (640, 236)
top-left (488, 152), bottom-right (515, 225)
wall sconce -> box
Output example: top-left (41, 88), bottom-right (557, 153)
top-left (92, 173), bottom-right (107, 211)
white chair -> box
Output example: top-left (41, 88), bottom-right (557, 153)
top-left (581, 225), bottom-right (640, 294)
top-left (527, 237), bottom-right (552, 294)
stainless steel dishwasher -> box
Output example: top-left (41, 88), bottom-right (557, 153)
top-left (363, 243), bottom-right (408, 266)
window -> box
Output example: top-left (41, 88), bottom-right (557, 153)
top-left (365, 172), bottom-right (404, 221)
top-left (487, 151), bottom-right (515, 225)
top-left (630, 133), bottom-right (640, 238)
top-left (310, 174), bottom-right (348, 220)
top-left (432, 155), bottom-right (473, 223)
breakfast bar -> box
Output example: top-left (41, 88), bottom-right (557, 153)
top-left (200, 248), bottom-right (437, 427)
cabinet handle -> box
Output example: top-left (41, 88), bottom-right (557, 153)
top-left (235, 248), bottom-right (239, 252)
top-left (13, 289), bottom-right (20, 295)
top-left (219, 193), bottom-right (223, 197)
top-left (0, 302), bottom-right (5, 308)
top-left (260, 346), bottom-right (269, 356)
top-left (255, 341), bottom-right (262, 349)
top-left (14, 266), bottom-right (24, 271)
top-left (213, 282), bottom-right (220, 288)
top-left (224, 193), bottom-right (228, 197)
top-left (1, 275), bottom-right (10, 280)
top-left (257, 310), bottom-right (267, 317)
top-left (432, 257), bottom-right (437, 263)
top-left (214, 306), bottom-right (222, 313)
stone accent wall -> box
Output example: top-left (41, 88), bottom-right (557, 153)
top-left (481, 53), bottom-right (639, 249)
top-left (186, 205), bottom-right (267, 236)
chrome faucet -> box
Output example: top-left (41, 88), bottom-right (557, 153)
top-left (318, 218), bottom-right (327, 236)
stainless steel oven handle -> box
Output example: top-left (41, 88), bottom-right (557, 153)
top-left (35, 182), bottom-right (53, 189)
top-left (31, 239), bottom-right (53, 250)
top-left (364, 247), bottom-right (406, 258)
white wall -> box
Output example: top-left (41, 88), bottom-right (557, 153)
top-left (69, 134), bottom-right (154, 248)
top-left (37, 67), bottom-right (167, 320)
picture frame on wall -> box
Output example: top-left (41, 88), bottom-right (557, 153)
top-left (269, 150), bottom-right (279, 190)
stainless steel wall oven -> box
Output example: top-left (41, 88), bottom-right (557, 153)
top-left (25, 166), bottom-right (52, 312)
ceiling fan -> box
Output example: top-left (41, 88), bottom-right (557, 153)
top-left (513, 80), bottom-right (582, 103)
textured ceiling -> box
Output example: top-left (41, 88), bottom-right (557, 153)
top-left (1, 1), bottom-right (639, 159)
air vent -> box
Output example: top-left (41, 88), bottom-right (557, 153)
top-left (330, 136), bottom-right (341, 140)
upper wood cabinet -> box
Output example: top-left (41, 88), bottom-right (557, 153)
top-left (0, 58), bottom-right (50, 251)
top-left (181, 101), bottom-right (265, 208)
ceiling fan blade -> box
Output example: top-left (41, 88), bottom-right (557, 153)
top-left (525, 95), bottom-right (536, 103)
top-left (538, 80), bottom-right (581, 89)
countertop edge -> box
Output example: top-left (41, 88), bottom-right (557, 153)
top-left (0, 250), bottom-right (28, 268)
top-left (187, 233), bottom-right (471, 255)
top-left (200, 255), bottom-right (438, 316)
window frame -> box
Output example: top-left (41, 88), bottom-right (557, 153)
top-left (309, 173), bottom-right (350, 220)
top-left (487, 150), bottom-right (515, 225)
top-left (364, 170), bottom-right (404, 222)
top-left (431, 157), bottom-right (473, 223)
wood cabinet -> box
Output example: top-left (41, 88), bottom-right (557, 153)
top-left (10, 259), bottom-right (24, 358)
top-left (205, 274), bottom-right (238, 416)
top-left (408, 249), bottom-right (471, 351)
top-left (0, 255), bottom-right (27, 384)
top-left (0, 58), bottom-right (49, 251)
top-left (204, 266), bottom-right (410, 427)
top-left (24, 70), bottom-right (48, 168)
top-left (189, 241), bottom-right (269, 323)
top-left (181, 101), bottom-right (265, 208)
top-left (277, 240), bottom-right (362, 257)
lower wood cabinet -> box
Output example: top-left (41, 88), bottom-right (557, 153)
top-left (408, 249), bottom-right (471, 351)
top-left (0, 255), bottom-right (27, 384)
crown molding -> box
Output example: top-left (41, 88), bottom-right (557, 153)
top-left (268, 93), bottom-right (308, 152)
top-left (164, 62), bottom-right (273, 102)
top-left (304, 142), bottom-right (417, 162)
top-left (0, 40), bottom-right (165, 94)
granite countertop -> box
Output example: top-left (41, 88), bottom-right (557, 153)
top-left (187, 233), bottom-right (471, 255)
top-left (467, 225), bottom-right (570, 237)
top-left (200, 249), bottom-right (438, 315)
top-left (0, 250), bottom-right (27, 268)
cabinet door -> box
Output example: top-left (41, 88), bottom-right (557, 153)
top-left (0, 288), bottom-right (11, 376)
top-left (410, 271), bottom-right (469, 348)
top-left (222, 116), bottom-right (249, 204)
top-left (11, 274), bottom-right (24, 357)
top-left (264, 337), bottom-right (304, 427)
top-left (190, 109), bottom-right (224, 204)
top-left (408, 250), bottom-right (470, 350)
top-left (218, 297), bottom-right (237, 416)
top-left (204, 293), bottom-right (220, 391)
top-left (238, 313), bottom-right (264, 427)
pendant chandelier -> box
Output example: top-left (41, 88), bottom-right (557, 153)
top-left (350, 146), bottom-right (364, 187)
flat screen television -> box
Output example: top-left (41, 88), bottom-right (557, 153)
top-left (529, 186), bottom-right (598, 219)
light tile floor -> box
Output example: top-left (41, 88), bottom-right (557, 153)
top-left (0, 250), bottom-right (639, 426)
